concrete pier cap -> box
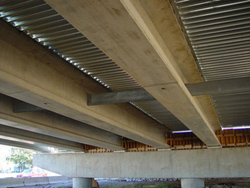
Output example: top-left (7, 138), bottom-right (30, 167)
top-left (34, 148), bottom-right (250, 179)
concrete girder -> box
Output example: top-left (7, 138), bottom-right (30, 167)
top-left (0, 138), bottom-right (50, 152)
top-left (0, 20), bottom-right (169, 148)
top-left (44, 0), bottom-right (220, 147)
top-left (0, 124), bottom-right (84, 152)
top-left (34, 147), bottom-right (250, 178)
top-left (0, 94), bottom-right (123, 150)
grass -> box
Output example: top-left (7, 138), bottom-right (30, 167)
top-left (142, 185), bottom-right (175, 188)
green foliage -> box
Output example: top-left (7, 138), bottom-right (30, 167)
top-left (6, 148), bottom-right (33, 171)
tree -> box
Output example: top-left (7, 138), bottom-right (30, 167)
top-left (6, 148), bottom-right (34, 172)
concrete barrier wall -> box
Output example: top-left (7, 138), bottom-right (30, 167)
top-left (0, 176), bottom-right (72, 188)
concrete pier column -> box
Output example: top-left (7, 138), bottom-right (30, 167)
top-left (181, 178), bottom-right (205, 188)
top-left (73, 178), bottom-right (92, 188)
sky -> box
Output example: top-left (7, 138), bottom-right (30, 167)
top-left (0, 145), bottom-right (12, 171)
top-left (0, 145), bottom-right (11, 158)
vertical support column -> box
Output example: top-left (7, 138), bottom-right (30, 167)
top-left (73, 177), bottom-right (92, 188)
top-left (181, 178), bottom-right (205, 188)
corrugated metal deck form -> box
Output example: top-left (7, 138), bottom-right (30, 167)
top-left (171, 0), bottom-right (250, 128)
top-left (0, 0), bottom-right (187, 131)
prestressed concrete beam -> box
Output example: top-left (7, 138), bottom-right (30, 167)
top-left (0, 94), bottom-right (123, 151)
top-left (0, 138), bottom-right (50, 152)
top-left (187, 77), bottom-right (250, 96)
top-left (34, 147), bottom-right (250, 178)
top-left (44, 0), bottom-right (220, 147)
top-left (0, 20), bottom-right (169, 148)
top-left (87, 89), bottom-right (154, 105)
top-left (0, 124), bottom-right (84, 151)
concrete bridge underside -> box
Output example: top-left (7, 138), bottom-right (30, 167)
top-left (0, 0), bottom-right (250, 187)
top-left (0, 0), bottom-right (222, 150)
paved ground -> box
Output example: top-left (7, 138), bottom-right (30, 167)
top-left (7, 181), bottom-right (72, 188)
top-left (97, 178), bottom-right (250, 188)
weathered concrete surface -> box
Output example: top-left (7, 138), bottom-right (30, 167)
top-left (0, 20), bottom-right (168, 149)
top-left (137, 0), bottom-right (220, 132)
top-left (34, 148), bottom-right (250, 178)
top-left (0, 138), bottom-right (51, 152)
top-left (0, 94), bottom-right (123, 150)
top-left (181, 179), bottom-right (204, 188)
top-left (87, 89), bottom-right (154, 105)
top-left (0, 176), bottom-right (71, 188)
top-left (0, 124), bottom-right (85, 151)
top-left (44, 0), bottom-right (220, 146)
top-left (73, 178), bottom-right (92, 188)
